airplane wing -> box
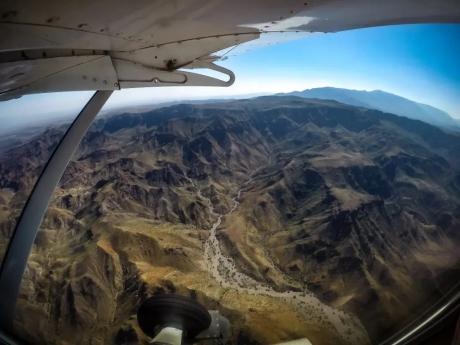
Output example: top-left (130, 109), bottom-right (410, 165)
top-left (1, 0), bottom-right (460, 100)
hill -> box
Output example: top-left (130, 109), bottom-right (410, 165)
top-left (1, 96), bottom-right (460, 345)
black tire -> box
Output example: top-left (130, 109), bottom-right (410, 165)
top-left (137, 293), bottom-right (211, 340)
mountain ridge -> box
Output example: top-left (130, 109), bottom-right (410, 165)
top-left (278, 87), bottom-right (460, 129)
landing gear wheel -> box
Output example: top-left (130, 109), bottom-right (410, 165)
top-left (137, 293), bottom-right (212, 341)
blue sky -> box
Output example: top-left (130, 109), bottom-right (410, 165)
top-left (1, 23), bottom-right (459, 132)
top-left (219, 23), bottom-right (460, 116)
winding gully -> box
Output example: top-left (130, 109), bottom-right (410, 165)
top-left (197, 181), bottom-right (370, 345)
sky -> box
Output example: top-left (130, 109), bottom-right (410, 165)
top-left (1, 23), bottom-right (459, 132)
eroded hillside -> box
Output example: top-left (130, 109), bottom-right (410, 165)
top-left (1, 96), bottom-right (460, 344)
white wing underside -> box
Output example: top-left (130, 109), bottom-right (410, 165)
top-left (0, 0), bottom-right (459, 100)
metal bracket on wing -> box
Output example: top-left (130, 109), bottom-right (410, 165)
top-left (180, 58), bottom-right (236, 86)
top-left (113, 57), bottom-right (235, 88)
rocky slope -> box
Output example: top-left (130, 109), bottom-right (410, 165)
top-left (1, 96), bottom-right (460, 344)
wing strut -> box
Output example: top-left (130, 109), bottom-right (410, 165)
top-left (0, 90), bottom-right (113, 331)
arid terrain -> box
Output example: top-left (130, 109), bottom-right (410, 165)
top-left (1, 96), bottom-right (460, 345)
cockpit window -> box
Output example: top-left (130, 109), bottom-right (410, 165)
top-left (2, 24), bottom-right (460, 345)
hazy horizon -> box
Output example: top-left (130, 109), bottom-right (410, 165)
top-left (1, 23), bottom-right (460, 133)
top-left (1, 84), bottom-right (459, 135)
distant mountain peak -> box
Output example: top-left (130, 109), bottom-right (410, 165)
top-left (281, 87), bottom-right (459, 129)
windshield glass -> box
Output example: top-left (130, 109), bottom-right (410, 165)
top-left (2, 24), bottom-right (460, 345)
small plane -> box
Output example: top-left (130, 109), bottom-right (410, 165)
top-left (0, 1), bottom-right (459, 344)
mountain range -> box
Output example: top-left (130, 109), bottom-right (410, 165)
top-left (280, 87), bottom-right (460, 129)
top-left (1, 96), bottom-right (460, 345)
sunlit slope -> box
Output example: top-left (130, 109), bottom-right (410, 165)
top-left (1, 96), bottom-right (460, 344)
